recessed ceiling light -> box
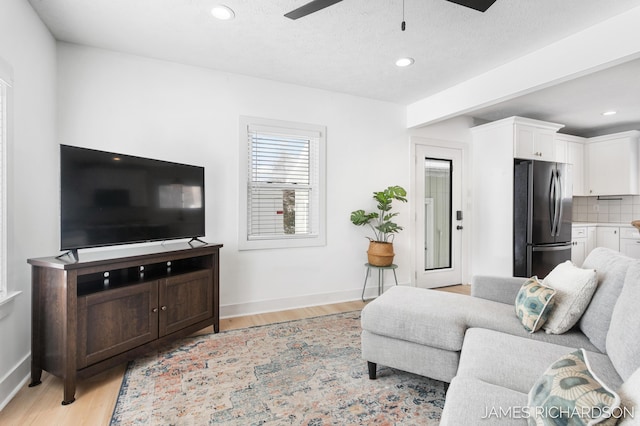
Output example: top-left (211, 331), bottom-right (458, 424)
top-left (395, 57), bottom-right (415, 67)
top-left (602, 110), bottom-right (617, 116)
top-left (211, 5), bottom-right (235, 20)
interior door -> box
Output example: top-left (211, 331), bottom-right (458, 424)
top-left (414, 144), bottom-right (463, 288)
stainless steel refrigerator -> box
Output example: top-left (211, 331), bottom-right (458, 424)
top-left (514, 159), bottom-right (573, 278)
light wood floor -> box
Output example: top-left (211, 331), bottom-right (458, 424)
top-left (0, 285), bottom-right (469, 425)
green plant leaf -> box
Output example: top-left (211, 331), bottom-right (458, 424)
top-left (350, 210), bottom-right (378, 226)
top-left (350, 185), bottom-right (407, 241)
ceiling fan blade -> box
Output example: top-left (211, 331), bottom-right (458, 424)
top-left (285, 0), bottom-right (343, 20)
top-left (446, 0), bottom-right (497, 12)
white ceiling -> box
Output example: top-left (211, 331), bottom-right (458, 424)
top-left (469, 57), bottom-right (640, 137)
top-left (27, 0), bottom-right (640, 136)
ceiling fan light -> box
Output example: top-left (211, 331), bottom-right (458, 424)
top-left (395, 57), bottom-right (415, 67)
top-left (211, 5), bottom-right (235, 20)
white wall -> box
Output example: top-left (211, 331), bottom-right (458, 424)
top-left (0, 0), bottom-right (57, 409)
top-left (57, 43), bottom-right (409, 317)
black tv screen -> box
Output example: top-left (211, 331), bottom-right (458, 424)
top-left (60, 145), bottom-right (205, 251)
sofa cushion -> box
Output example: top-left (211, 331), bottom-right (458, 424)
top-left (361, 286), bottom-right (599, 353)
top-left (606, 261), bottom-right (640, 381)
top-left (456, 328), bottom-right (622, 394)
top-left (528, 349), bottom-right (620, 426)
top-left (440, 377), bottom-right (528, 425)
top-left (541, 261), bottom-right (597, 334)
top-left (579, 247), bottom-right (636, 352)
top-left (618, 367), bottom-right (640, 425)
top-left (360, 286), bottom-right (469, 351)
top-left (515, 277), bottom-right (556, 333)
top-left (473, 275), bottom-right (528, 305)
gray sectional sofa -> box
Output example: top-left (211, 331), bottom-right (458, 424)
top-left (361, 247), bottom-right (640, 424)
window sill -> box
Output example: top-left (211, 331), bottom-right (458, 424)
top-left (0, 291), bottom-right (21, 320)
top-left (239, 235), bottom-right (326, 251)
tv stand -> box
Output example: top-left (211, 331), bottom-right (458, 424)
top-left (28, 242), bottom-right (222, 405)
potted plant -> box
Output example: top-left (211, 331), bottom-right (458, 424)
top-left (350, 185), bottom-right (407, 266)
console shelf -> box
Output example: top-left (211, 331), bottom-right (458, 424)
top-left (28, 242), bottom-right (222, 405)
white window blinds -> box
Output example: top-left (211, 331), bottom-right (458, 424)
top-left (246, 124), bottom-right (320, 240)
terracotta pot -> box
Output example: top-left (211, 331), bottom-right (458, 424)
top-left (367, 241), bottom-right (395, 266)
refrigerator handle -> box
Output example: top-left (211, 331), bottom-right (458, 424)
top-left (549, 171), bottom-right (556, 236)
top-left (555, 170), bottom-right (563, 236)
top-left (531, 244), bottom-right (571, 252)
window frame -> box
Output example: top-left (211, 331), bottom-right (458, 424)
top-left (0, 58), bottom-right (12, 301)
top-left (238, 116), bottom-right (326, 250)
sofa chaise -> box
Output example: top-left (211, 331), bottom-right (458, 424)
top-left (360, 247), bottom-right (640, 424)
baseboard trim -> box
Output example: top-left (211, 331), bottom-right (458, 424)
top-left (0, 352), bottom-right (30, 411)
top-left (220, 282), bottom-right (409, 318)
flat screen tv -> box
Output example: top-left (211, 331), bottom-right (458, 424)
top-left (60, 145), bottom-right (205, 252)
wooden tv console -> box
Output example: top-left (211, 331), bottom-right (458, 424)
top-left (27, 242), bottom-right (222, 405)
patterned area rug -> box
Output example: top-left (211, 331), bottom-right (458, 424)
top-left (110, 311), bottom-right (445, 425)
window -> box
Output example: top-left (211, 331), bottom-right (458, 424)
top-left (239, 117), bottom-right (326, 250)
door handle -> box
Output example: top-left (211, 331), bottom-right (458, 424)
top-left (456, 225), bottom-right (463, 230)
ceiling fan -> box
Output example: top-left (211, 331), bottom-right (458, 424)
top-left (284, 0), bottom-right (498, 20)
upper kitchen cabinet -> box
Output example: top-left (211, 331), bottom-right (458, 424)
top-left (585, 131), bottom-right (640, 196)
top-left (555, 133), bottom-right (587, 196)
top-left (513, 118), bottom-right (564, 161)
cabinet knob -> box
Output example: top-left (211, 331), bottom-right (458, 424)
top-left (152, 308), bottom-right (158, 313)
top-left (161, 306), bottom-right (167, 311)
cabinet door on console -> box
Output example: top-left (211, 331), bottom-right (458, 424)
top-left (159, 269), bottom-right (213, 337)
top-left (77, 282), bottom-right (159, 369)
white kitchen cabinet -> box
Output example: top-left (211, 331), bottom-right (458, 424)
top-left (571, 225), bottom-right (596, 266)
top-left (554, 137), bottom-right (567, 163)
top-left (621, 239), bottom-right (640, 258)
top-left (585, 131), bottom-right (640, 196)
top-left (620, 226), bottom-right (640, 259)
top-left (596, 226), bottom-right (620, 251)
top-left (557, 134), bottom-right (586, 196)
top-left (571, 226), bottom-right (588, 266)
top-left (587, 226), bottom-right (597, 254)
top-left (514, 120), bottom-right (563, 161)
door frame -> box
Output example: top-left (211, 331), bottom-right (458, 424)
top-left (410, 137), bottom-right (470, 288)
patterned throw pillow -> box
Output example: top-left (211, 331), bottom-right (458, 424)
top-left (528, 349), bottom-right (621, 426)
top-left (515, 277), bottom-right (556, 333)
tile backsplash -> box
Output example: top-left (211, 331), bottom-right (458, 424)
top-left (573, 196), bottom-right (640, 224)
